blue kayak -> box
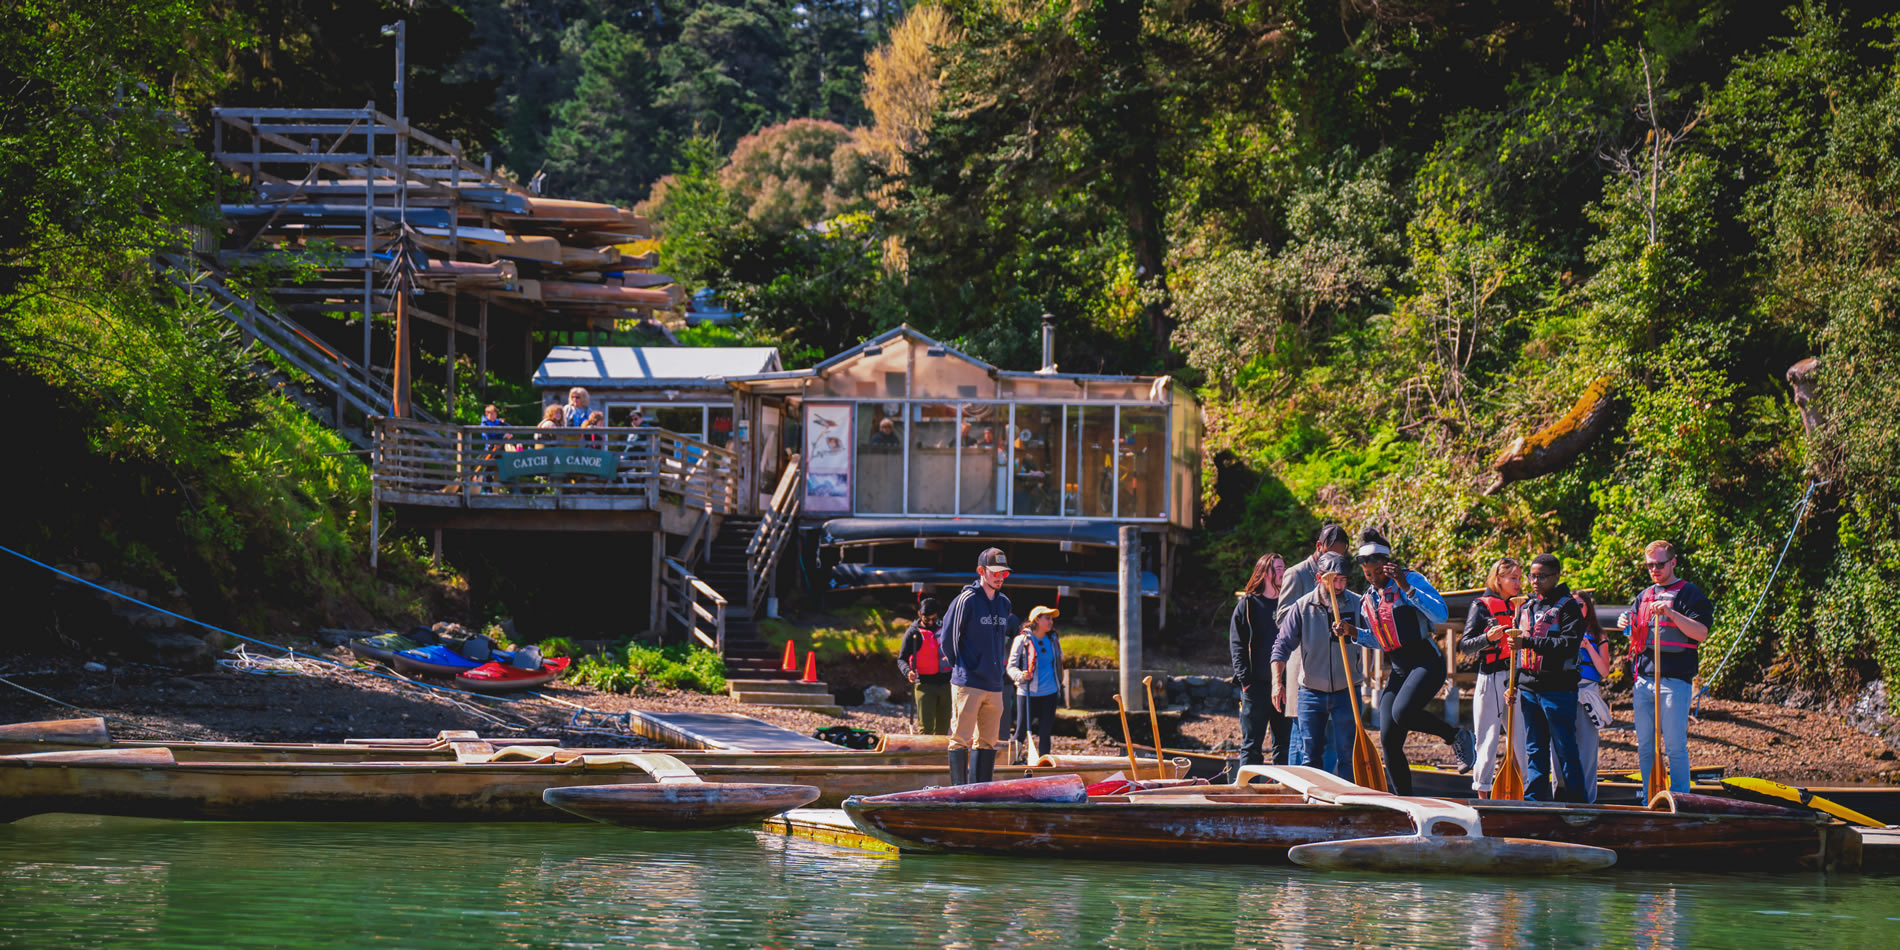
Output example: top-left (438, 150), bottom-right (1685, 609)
top-left (391, 643), bottom-right (514, 678)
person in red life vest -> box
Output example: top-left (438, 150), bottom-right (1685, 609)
top-left (1511, 554), bottom-right (1588, 802)
top-left (1351, 527), bottom-right (1477, 792)
top-left (898, 598), bottom-right (951, 735)
top-left (940, 547), bottom-right (1015, 784)
top-left (1622, 540), bottom-right (1714, 793)
top-left (1230, 552), bottom-right (1294, 767)
top-left (1459, 557), bottom-right (1527, 798)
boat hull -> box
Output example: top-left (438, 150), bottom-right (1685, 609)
top-left (542, 782), bottom-right (821, 830)
top-left (0, 751), bottom-right (1166, 821)
top-left (841, 796), bottom-right (1846, 871)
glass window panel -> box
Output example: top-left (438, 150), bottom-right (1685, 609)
top-left (1084, 380), bottom-right (1149, 401)
top-left (606, 405), bottom-right (645, 426)
top-left (1119, 406), bottom-right (1168, 519)
top-left (708, 407), bottom-right (733, 447)
top-left (957, 403), bottom-right (1006, 515)
top-left (652, 406), bottom-right (704, 440)
top-left (1075, 407), bottom-right (1114, 517)
top-left (1011, 404), bottom-right (1064, 516)
top-left (854, 402), bottom-right (904, 514)
top-left (1002, 376), bottom-right (1085, 400)
top-left (907, 402), bottom-right (958, 514)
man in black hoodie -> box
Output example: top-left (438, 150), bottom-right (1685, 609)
top-left (939, 547), bottom-right (1015, 784)
top-left (1513, 553), bottom-right (1588, 802)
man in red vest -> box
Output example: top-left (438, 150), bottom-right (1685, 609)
top-left (898, 598), bottom-right (951, 735)
top-left (1622, 540), bottom-right (1714, 793)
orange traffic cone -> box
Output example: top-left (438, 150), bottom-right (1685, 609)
top-left (800, 650), bottom-right (820, 684)
top-left (780, 639), bottom-right (798, 673)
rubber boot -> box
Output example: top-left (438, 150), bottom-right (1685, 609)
top-left (947, 749), bottom-right (969, 786)
top-left (972, 748), bottom-right (997, 784)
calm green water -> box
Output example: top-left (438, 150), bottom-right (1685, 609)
top-left (2, 816), bottom-right (1897, 949)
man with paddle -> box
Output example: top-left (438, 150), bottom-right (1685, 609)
top-left (1267, 553), bottom-right (1364, 779)
top-left (1511, 554), bottom-right (1588, 803)
top-left (1351, 527), bottom-right (1477, 793)
top-left (940, 547), bottom-right (1016, 785)
top-left (1623, 540), bottom-right (1713, 795)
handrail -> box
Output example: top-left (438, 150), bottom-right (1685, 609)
top-left (746, 454), bottom-right (804, 615)
top-left (661, 556), bottom-right (726, 652)
top-left (370, 418), bottom-right (737, 514)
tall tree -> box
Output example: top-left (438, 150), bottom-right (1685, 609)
top-left (545, 21), bottom-right (662, 203)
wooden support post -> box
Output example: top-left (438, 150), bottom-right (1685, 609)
top-left (1118, 525), bottom-right (1142, 713)
top-left (392, 283), bottom-right (411, 418)
top-left (369, 496), bottom-right (380, 569)
top-left (649, 531), bottom-right (664, 636)
top-left (1156, 531), bottom-right (1169, 629)
top-left (477, 298), bottom-right (488, 394)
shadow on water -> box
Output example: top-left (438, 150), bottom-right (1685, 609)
top-left (3, 816), bottom-right (1897, 949)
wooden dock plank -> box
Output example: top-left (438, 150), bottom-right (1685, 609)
top-left (624, 709), bottom-right (844, 753)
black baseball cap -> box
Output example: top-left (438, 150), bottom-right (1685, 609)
top-left (977, 547), bottom-right (1010, 570)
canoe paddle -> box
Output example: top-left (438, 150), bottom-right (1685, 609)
top-left (1646, 606), bottom-right (1669, 802)
top-left (1492, 599), bottom-right (1528, 801)
top-left (1142, 676), bottom-right (1163, 780)
top-left (1326, 583), bottom-right (1387, 792)
top-left (1112, 694), bottom-right (1142, 781)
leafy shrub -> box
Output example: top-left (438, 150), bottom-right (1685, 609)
top-left (569, 642), bottom-right (727, 694)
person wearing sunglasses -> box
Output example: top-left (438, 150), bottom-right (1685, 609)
top-left (1620, 540), bottom-right (1713, 793)
top-left (939, 547), bottom-right (1015, 785)
top-left (1510, 554), bottom-right (1588, 802)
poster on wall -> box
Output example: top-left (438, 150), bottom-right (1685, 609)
top-left (804, 402), bottom-right (852, 512)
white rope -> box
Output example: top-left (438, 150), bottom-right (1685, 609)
top-left (1696, 479), bottom-right (1827, 714)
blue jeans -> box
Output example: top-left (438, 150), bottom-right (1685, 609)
top-left (1634, 676), bottom-right (1693, 793)
top-left (1239, 686), bottom-right (1292, 766)
top-left (1297, 686), bottom-right (1357, 779)
top-left (1521, 688), bottom-right (1584, 802)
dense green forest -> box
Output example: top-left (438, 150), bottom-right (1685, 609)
top-left (3, 0), bottom-right (1897, 705)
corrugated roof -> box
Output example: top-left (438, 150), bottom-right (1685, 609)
top-left (533, 346), bottom-right (782, 386)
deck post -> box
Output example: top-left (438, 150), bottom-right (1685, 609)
top-left (649, 531), bottom-right (663, 635)
top-left (1118, 525), bottom-right (1142, 713)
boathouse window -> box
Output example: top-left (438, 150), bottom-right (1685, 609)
top-left (855, 404), bottom-right (903, 514)
top-left (960, 404), bottom-right (1007, 515)
top-left (1119, 406), bottom-right (1168, 519)
top-left (1012, 404), bottom-right (1065, 516)
top-left (908, 402), bottom-right (959, 514)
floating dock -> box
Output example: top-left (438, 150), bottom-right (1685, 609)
top-left (625, 709), bottom-right (844, 753)
top-left (758, 808), bottom-right (897, 854)
top-left (1853, 826), bottom-right (1900, 873)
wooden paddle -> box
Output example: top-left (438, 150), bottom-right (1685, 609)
top-left (1492, 598), bottom-right (1528, 801)
top-left (1646, 604), bottom-right (1669, 802)
top-left (1141, 676), bottom-right (1163, 780)
top-left (1325, 582), bottom-right (1387, 792)
top-left (1112, 694), bottom-right (1142, 780)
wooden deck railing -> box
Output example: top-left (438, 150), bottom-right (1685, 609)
top-left (745, 455), bottom-right (803, 615)
top-left (371, 418), bottom-right (738, 513)
top-left (660, 556), bottom-right (726, 652)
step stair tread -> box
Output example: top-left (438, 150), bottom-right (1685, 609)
top-left (727, 679), bottom-right (834, 693)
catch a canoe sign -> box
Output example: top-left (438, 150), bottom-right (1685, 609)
top-left (496, 447), bottom-right (618, 481)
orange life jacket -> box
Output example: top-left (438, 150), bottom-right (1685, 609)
top-left (1629, 580), bottom-right (1697, 656)
top-left (1475, 594), bottom-right (1514, 669)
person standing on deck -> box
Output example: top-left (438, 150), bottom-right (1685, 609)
top-left (1573, 590), bottom-right (1615, 803)
top-left (1269, 553), bottom-right (1363, 778)
top-left (1352, 527), bottom-right (1476, 793)
top-left (1512, 554), bottom-right (1587, 802)
top-left (1275, 524), bottom-right (1349, 765)
top-left (898, 598), bottom-right (952, 736)
top-left (1006, 606), bottom-right (1063, 764)
top-left (940, 547), bottom-right (1015, 785)
top-left (562, 387), bottom-right (593, 428)
top-left (1230, 553), bottom-right (1293, 766)
top-left (1624, 540), bottom-right (1713, 794)
top-left (1460, 557), bottom-right (1527, 798)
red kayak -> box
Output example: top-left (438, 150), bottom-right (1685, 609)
top-left (456, 656), bottom-right (571, 693)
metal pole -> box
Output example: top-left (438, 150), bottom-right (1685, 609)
top-left (1118, 525), bottom-right (1142, 713)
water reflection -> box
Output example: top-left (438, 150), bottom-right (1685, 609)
top-left (0, 818), bottom-right (1895, 949)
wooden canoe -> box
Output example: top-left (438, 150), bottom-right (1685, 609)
top-left (540, 753), bottom-right (818, 830)
top-left (0, 720), bottom-right (1085, 770)
top-left (842, 765), bottom-right (1850, 872)
top-left (0, 746), bottom-right (1181, 821)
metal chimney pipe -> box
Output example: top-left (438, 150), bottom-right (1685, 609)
top-left (1041, 313), bottom-right (1055, 371)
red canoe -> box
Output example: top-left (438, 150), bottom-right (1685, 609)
top-left (456, 657), bottom-right (572, 693)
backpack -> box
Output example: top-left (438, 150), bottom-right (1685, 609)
top-left (912, 626), bottom-right (943, 676)
top-left (511, 645), bottom-right (544, 671)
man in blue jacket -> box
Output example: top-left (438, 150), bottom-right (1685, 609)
top-left (939, 547), bottom-right (1015, 784)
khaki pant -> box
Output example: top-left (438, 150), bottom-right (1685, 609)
top-left (949, 684), bottom-right (1004, 751)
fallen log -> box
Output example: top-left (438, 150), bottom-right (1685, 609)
top-left (1486, 376), bottom-right (1615, 494)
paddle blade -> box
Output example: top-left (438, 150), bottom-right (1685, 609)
top-left (1288, 835), bottom-right (1616, 875)
top-left (1353, 729), bottom-right (1389, 793)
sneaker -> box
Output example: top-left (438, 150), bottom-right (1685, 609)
top-left (1451, 727), bottom-right (1477, 774)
